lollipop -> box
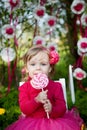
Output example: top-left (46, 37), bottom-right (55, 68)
top-left (31, 73), bottom-right (49, 118)
top-left (31, 73), bottom-right (49, 90)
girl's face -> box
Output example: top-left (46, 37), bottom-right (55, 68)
top-left (26, 51), bottom-right (51, 78)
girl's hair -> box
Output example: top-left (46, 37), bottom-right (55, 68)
top-left (23, 45), bottom-right (55, 79)
top-left (23, 45), bottom-right (49, 64)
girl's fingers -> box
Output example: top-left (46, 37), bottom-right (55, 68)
top-left (43, 100), bottom-right (52, 113)
top-left (35, 90), bottom-right (48, 103)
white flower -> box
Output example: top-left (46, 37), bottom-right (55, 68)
top-left (0, 47), bottom-right (16, 62)
top-left (46, 16), bottom-right (56, 28)
top-left (1, 24), bottom-right (15, 39)
top-left (77, 38), bottom-right (87, 53)
top-left (4, 0), bottom-right (22, 11)
top-left (33, 36), bottom-right (46, 46)
top-left (47, 42), bottom-right (58, 51)
top-left (33, 6), bottom-right (46, 20)
top-left (77, 48), bottom-right (87, 56)
top-left (73, 68), bottom-right (86, 80)
top-left (81, 13), bottom-right (87, 26)
top-left (71, 0), bottom-right (85, 14)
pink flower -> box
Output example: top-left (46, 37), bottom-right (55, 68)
top-left (1, 24), bottom-right (15, 39)
top-left (77, 38), bottom-right (87, 53)
top-left (46, 16), bottom-right (56, 28)
top-left (73, 68), bottom-right (86, 80)
top-left (81, 13), bottom-right (87, 26)
top-left (71, 0), bottom-right (85, 14)
top-left (34, 6), bottom-right (45, 20)
top-left (33, 36), bottom-right (46, 46)
top-left (50, 51), bottom-right (59, 64)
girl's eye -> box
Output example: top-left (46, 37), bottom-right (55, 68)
top-left (41, 63), bottom-right (47, 66)
top-left (30, 63), bottom-right (35, 66)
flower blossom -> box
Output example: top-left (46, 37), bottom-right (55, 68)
top-left (77, 48), bottom-right (87, 56)
top-left (77, 38), bottom-right (87, 53)
top-left (0, 47), bottom-right (16, 62)
top-left (73, 68), bottom-right (86, 80)
top-left (71, 0), bottom-right (85, 14)
top-left (81, 13), bottom-right (87, 26)
top-left (4, 0), bottom-right (22, 11)
top-left (50, 50), bottom-right (59, 64)
top-left (46, 16), bottom-right (56, 28)
top-left (33, 36), bottom-right (46, 46)
top-left (33, 6), bottom-right (45, 20)
top-left (47, 42), bottom-right (58, 51)
top-left (1, 24), bottom-right (15, 39)
top-left (0, 108), bottom-right (5, 115)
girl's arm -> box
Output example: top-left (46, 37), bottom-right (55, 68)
top-left (49, 83), bottom-right (66, 118)
top-left (18, 84), bottom-right (41, 116)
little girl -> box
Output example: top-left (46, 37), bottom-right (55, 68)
top-left (5, 45), bottom-right (83, 130)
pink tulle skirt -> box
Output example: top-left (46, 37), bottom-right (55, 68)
top-left (5, 109), bottom-right (83, 130)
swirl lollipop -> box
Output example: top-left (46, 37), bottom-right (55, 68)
top-left (31, 73), bottom-right (49, 118)
top-left (31, 73), bottom-right (49, 90)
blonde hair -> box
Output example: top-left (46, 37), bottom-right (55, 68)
top-left (23, 45), bottom-right (55, 78)
top-left (24, 45), bottom-right (49, 63)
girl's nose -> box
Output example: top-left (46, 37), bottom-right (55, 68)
top-left (36, 64), bottom-right (41, 69)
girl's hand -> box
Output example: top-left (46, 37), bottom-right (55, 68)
top-left (43, 99), bottom-right (52, 113)
top-left (35, 90), bottom-right (48, 104)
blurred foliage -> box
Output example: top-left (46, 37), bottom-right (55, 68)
top-left (75, 90), bottom-right (87, 125)
top-left (67, 89), bottom-right (87, 127)
top-left (0, 88), bottom-right (20, 130)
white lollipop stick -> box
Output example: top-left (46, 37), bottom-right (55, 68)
top-left (47, 112), bottom-right (49, 119)
top-left (41, 85), bottom-right (49, 119)
top-left (41, 87), bottom-right (49, 119)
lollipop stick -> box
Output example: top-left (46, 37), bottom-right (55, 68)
top-left (47, 112), bottom-right (49, 119)
top-left (42, 88), bottom-right (50, 119)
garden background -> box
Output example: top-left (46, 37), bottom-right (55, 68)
top-left (0, 0), bottom-right (87, 130)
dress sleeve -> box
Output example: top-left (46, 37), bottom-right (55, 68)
top-left (50, 82), bottom-right (66, 118)
top-left (18, 83), bottom-right (41, 116)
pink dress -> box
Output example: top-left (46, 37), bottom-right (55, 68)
top-left (5, 80), bottom-right (83, 130)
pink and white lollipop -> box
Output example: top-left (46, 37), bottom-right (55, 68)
top-left (31, 73), bottom-right (49, 119)
top-left (31, 73), bottom-right (49, 91)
